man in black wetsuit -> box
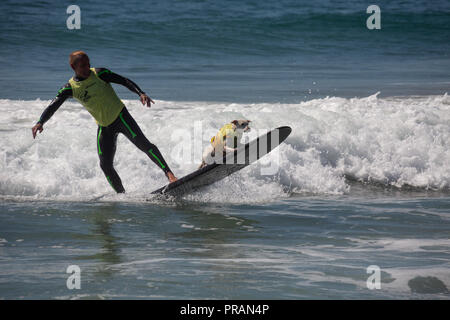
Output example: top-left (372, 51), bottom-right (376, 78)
top-left (31, 51), bottom-right (178, 193)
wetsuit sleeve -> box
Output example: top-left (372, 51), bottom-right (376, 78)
top-left (96, 68), bottom-right (145, 96)
top-left (37, 83), bottom-right (72, 125)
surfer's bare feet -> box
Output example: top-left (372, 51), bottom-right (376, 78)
top-left (166, 171), bottom-right (178, 183)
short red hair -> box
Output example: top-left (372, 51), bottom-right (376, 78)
top-left (69, 50), bottom-right (88, 66)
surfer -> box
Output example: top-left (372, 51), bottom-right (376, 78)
top-left (31, 50), bottom-right (177, 193)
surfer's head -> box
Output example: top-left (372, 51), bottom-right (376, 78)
top-left (69, 51), bottom-right (90, 79)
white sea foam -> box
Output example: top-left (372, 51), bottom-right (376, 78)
top-left (0, 93), bottom-right (449, 201)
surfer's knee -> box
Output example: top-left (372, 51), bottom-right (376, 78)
top-left (136, 136), bottom-right (155, 152)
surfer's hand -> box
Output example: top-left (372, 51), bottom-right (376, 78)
top-left (32, 123), bottom-right (43, 139)
top-left (140, 94), bottom-right (154, 107)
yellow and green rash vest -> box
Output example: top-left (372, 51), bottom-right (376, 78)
top-left (69, 68), bottom-right (125, 126)
top-left (211, 123), bottom-right (238, 149)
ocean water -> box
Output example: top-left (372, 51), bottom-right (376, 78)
top-left (1, 0), bottom-right (450, 102)
top-left (0, 0), bottom-right (449, 299)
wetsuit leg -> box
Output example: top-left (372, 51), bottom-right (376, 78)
top-left (116, 107), bottom-right (172, 175)
top-left (97, 125), bottom-right (125, 193)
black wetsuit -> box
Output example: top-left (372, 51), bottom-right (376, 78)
top-left (37, 68), bottom-right (171, 193)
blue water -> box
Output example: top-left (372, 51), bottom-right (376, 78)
top-left (0, 0), bottom-right (449, 102)
top-left (0, 0), bottom-right (449, 299)
top-left (1, 192), bottom-right (449, 299)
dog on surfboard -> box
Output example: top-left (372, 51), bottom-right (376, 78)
top-left (199, 120), bottom-right (251, 169)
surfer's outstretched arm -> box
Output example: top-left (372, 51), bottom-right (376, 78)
top-left (95, 68), bottom-right (154, 107)
top-left (32, 83), bottom-right (72, 139)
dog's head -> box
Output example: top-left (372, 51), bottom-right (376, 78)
top-left (231, 120), bottom-right (251, 133)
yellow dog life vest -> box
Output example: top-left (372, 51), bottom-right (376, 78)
top-left (210, 123), bottom-right (238, 149)
top-left (69, 68), bottom-right (125, 126)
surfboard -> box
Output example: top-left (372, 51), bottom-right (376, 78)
top-left (151, 126), bottom-right (292, 197)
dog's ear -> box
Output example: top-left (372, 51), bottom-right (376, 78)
top-left (231, 120), bottom-right (238, 125)
top-left (247, 120), bottom-right (251, 123)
